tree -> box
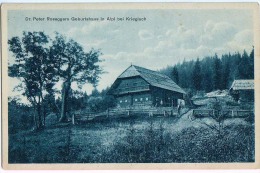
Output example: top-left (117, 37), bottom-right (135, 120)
top-left (249, 47), bottom-right (254, 79)
top-left (161, 49), bottom-right (254, 93)
top-left (172, 66), bottom-right (179, 84)
top-left (90, 87), bottom-right (100, 97)
top-left (192, 58), bottom-right (202, 91)
top-left (213, 54), bottom-right (222, 90)
top-left (42, 91), bottom-right (60, 124)
top-left (50, 33), bottom-right (103, 122)
top-left (177, 59), bottom-right (194, 89)
top-left (87, 96), bottom-right (103, 112)
top-left (201, 57), bottom-right (213, 92)
top-left (221, 54), bottom-right (231, 89)
top-left (8, 31), bottom-right (57, 130)
top-left (87, 88), bottom-right (116, 112)
top-left (238, 50), bottom-right (251, 79)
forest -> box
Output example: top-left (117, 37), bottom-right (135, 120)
top-left (160, 49), bottom-right (254, 93)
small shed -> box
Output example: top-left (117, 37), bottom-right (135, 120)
top-left (229, 80), bottom-right (254, 102)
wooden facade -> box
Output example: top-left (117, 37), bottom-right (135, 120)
top-left (229, 80), bottom-right (254, 102)
top-left (107, 65), bottom-right (186, 108)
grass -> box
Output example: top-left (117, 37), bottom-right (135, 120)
top-left (8, 112), bottom-right (254, 163)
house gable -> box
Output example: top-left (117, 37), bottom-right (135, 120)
top-left (108, 76), bottom-right (150, 95)
top-left (108, 65), bottom-right (186, 95)
top-left (230, 80), bottom-right (254, 90)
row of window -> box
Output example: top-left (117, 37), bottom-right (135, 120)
top-left (135, 97), bottom-right (149, 101)
top-left (119, 97), bottom-right (149, 103)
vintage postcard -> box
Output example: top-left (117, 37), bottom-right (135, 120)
top-left (1, 3), bottom-right (260, 170)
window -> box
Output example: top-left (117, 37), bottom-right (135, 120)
top-left (125, 100), bottom-right (128, 102)
top-left (140, 98), bottom-right (143, 101)
top-left (120, 100), bottom-right (122, 103)
top-left (135, 99), bottom-right (138, 101)
top-left (146, 97), bottom-right (149, 101)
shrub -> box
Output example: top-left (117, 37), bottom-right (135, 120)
top-left (226, 101), bottom-right (239, 106)
top-left (8, 99), bottom-right (34, 133)
top-left (9, 117), bottom-right (254, 163)
top-left (105, 123), bottom-right (254, 163)
top-left (87, 96), bottom-right (116, 112)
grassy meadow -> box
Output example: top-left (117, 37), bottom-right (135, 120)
top-left (9, 111), bottom-right (254, 163)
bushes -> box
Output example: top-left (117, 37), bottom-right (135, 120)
top-left (226, 101), bottom-right (239, 106)
top-left (105, 121), bottom-right (254, 163)
top-left (172, 125), bottom-right (254, 162)
top-left (9, 117), bottom-right (254, 163)
top-left (105, 119), bottom-right (167, 163)
top-left (8, 135), bottom-right (29, 163)
top-left (8, 99), bottom-right (34, 134)
top-left (87, 95), bottom-right (116, 112)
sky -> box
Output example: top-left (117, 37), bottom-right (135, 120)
top-left (7, 9), bottom-right (254, 101)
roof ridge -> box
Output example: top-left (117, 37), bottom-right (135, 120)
top-left (133, 65), bottom-right (185, 92)
top-left (118, 65), bottom-right (186, 94)
top-left (133, 65), bottom-right (171, 78)
top-left (118, 65), bottom-right (140, 78)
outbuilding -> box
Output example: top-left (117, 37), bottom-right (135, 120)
top-left (229, 79), bottom-right (254, 102)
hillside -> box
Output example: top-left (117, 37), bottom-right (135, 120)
top-left (9, 111), bottom-right (254, 163)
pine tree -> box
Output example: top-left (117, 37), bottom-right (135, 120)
top-left (221, 54), bottom-right (231, 89)
top-left (238, 50), bottom-right (251, 79)
top-left (213, 54), bottom-right (222, 90)
top-left (172, 66), bottom-right (179, 84)
top-left (249, 47), bottom-right (254, 79)
top-left (201, 57), bottom-right (214, 92)
top-left (192, 58), bottom-right (202, 91)
top-left (161, 49), bottom-right (254, 92)
top-left (232, 52), bottom-right (242, 80)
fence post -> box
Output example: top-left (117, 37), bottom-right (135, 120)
top-left (231, 110), bottom-right (234, 118)
top-left (72, 114), bottom-right (75, 125)
top-left (164, 110), bottom-right (166, 117)
top-left (107, 108), bottom-right (109, 118)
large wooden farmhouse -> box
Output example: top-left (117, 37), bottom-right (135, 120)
top-left (107, 65), bottom-right (186, 108)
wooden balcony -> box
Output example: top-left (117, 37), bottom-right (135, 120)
top-left (113, 85), bottom-right (150, 95)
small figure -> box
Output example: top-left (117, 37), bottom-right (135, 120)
top-left (177, 102), bottom-right (182, 116)
top-left (160, 99), bottom-right (163, 107)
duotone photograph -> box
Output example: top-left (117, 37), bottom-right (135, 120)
top-left (4, 4), bottom-right (257, 165)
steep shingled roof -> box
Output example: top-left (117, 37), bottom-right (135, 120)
top-left (230, 80), bottom-right (254, 90)
top-left (118, 65), bottom-right (186, 94)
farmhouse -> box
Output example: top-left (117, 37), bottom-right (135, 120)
top-left (229, 79), bottom-right (254, 102)
top-left (107, 65), bottom-right (186, 108)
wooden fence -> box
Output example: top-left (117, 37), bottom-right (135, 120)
top-left (192, 109), bottom-right (254, 118)
top-left (72, 106), bottom-right (178, 124)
